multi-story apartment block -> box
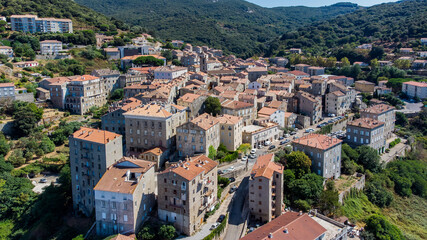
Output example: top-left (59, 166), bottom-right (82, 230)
top-left (154, 66), bottom-right (188, 80)
top-left (0, 83), bottom-right (15, 100)
top-left (176, 113), bottom-right (220, 158)
top-left (346, 118), bottom-right (386, 154)
top-left (11, 15), bottom-right (73, 33)
top-left (247, 67), bottom-right (268, 82)
top-left (293, 134), bottom-right (342, 179)
top-left (70, 127), bottom-right (123, 216)
top-left (307, 66), bottom-right (325, 76)
top-left (119, 72), bottom-right (145, 88)
top-left (402, 81), bottom-right (427, 99)
top-left (94, 157), bottom-right (156, 236)
top-left (39, 76), bottom-right (73, 109)
top-left (311, 80), bottom-right (327, 96)
top-left (249, 154), bottom-right (284, 223)
top-left (360, 104), bottom-right (395, 139)
top-left (242, 123), bottom-right (281, 148)
top-left (325, 91), bottom-right (348, 116)
top-left (295, 91), bottom-right (322, 125)
top-left (157, 155), bottom-right (218, 236)
top-left (177, 93), bottom-right (207, 118)
top-left (123, 103), bottom-right (187, 155)
top-left (91, 69), bottom-right (121, 93)
top-left (217, 114), bottom-right (243, 151)
top-left (65, 75), bottom-right (108, 115)
top-left (102, 98), bottom-right (142, 136)
top-left (0, 46), bottom-right (13, 58)
top-left (40, 40), bottom-right (63, 55)
top-left (221, 100), bottom-right (256, 126)
top-left (181, 53), bottom-right (200, 67)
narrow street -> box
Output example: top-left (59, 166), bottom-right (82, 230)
top-left (224, 176), bottom-right (249, 240)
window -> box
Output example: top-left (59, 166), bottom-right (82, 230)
top-left (258, 186), bottom-right (262, 189)
top-left (112, 202), bottom-right (116, 209)
top-left (124, 215), bottom-right (128, 222)
top-left (258, 201), bottom-right (262, 205)
top-left (354, 136), bottom-right (357, 142)
top-left (102, 212), bottom-right (106, 219)
top-left (101, 200), bottom-right (105, 208)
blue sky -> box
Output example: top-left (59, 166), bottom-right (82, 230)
top-left (245, 0), bottom-right (398, 8)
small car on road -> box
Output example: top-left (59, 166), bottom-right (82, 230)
top-left (268, 145), bottom-right (276, 150)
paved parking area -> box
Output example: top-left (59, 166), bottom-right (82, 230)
top-left (31, 174), bottom-right (60, 194)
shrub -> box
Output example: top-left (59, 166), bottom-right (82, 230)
top-left (293, 199), bottom-right (311, 212)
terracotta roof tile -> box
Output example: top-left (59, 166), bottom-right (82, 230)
top-left (124, 104), bottom-right (172, 118)
top-left (217, 114), bottom-right (242, 125)
top-left (292, 134), bottom-right (342, 150)
top-left (72, 127), bottom-right (121, 144)
top-left (361, 104), bottom-right (395, 114)
top-left (221, 100), bottom-right (254, 110)
top-left (178, 93), bottom-right (202, 103)
top-left (251, 154), bottom-right (283, 179)
top-left (161, 155), bottom-right (218, 181)
top-left (190, 113), bottom-right (219, 130)
top-left (347, 118), bottom-right (384, 129)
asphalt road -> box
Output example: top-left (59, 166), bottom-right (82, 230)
top-left (224, 176), bottom-right (249, 240)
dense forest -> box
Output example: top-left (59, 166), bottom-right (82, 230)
top-left (270, 0), bottom-right (427, 56)
top-left (74, 0), bottom-right (360, 57)
top-left (0, 0), bottom-right (128, 31)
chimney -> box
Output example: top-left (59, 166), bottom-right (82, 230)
top-left (126, 170), bottom-right (131, 180)
top-left (268, 233), bottom-right (273, 238)
top-left (284, 228), bottom-right (288, 234)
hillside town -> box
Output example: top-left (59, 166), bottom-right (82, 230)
top-left (0, 10), bottom-right (426, 240)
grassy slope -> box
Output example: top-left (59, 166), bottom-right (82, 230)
top-left (342, 192), bottom-right (427, 240)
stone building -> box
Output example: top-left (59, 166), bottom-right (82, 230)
top-left (292, 134), bottom-right (342, 179)
top-left (217, 114), bottom-right (243, 151)
top-left (176, 113), bottom-right (220, 158)
top-left (157, 155), bottom-right (218, 235)
top-left (65, 75), bottom-right (108, 115)
top-left (102, 98), bottom-right (142, 136)
top-left (91, 69), bottom-right (121, 93)
top-left (70, 127), bottom-right (123, 216)
top-left (325, 91), bottom-right (348, 116)
top-left (123, 103), bottom-right (187, 155)
top-left (360, 104), bottom-right (395, 139)
top-left (94, 157), bottom-right (156, 236)
top-left (346, 118), bottom-right (386, 154)
top-left (221, 99), bottom-right (256, 126)
top-left (177, 93), bottom-right (207, 118)
top-left (249, 154), bottom-right (284, 223)
top-left (295, 91), bottom-right (322, 125)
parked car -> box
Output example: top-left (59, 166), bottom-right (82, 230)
top-left (250, 154), bottom-right (256, 159)
top-left (280, 140), bottom-right (287, 145)
top-left (290, 131), bottom-right (297, 135)
top-left (217, 214), bottom-right (226, 223)
top-left (210, 223), bottom-right (219, 230)
top-left (293, 136), bottom-right (299, 140)
top-left (229, 177), bottom-right (236, 183)
top-left (268, 145), bottom-right (276, 150)
top-left (242, 156), bottom-right (248, 161)
top-left (229, 186), bottom-right (237, 193)
top-left (250, 149), bottom-right (257, 154)
top-left (264, 140), bottom-right (271, 146)
top-left (279, 136), bottom-right (284, 140)
top-left (305, 128), bottom-right (314, 133)
top-left (39, 178), bottom-right (47, 183)
top-left (284, 134), bottom-right (290, 138)
top-left (217, 170), bottom-right (223, 174)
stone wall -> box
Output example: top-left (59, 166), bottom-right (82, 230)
top-left (15, 93), bottom-right (35, 103)
top-left (338, 173), bottom-right (366, 204)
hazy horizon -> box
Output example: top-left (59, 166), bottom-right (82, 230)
top-left (245, 0), bottom-right (399, 8)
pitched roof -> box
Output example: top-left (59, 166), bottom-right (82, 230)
top-left (178, 93), bottom-right (202, 103)
top-left (292, 134), bottom-right (342, 150)
top-left (251, 154), bottom-right (283, 179)
top-left (240, 212), bottom-right (326, 240)
top-left (142, 147), bottom-right (165, 156)
top-left (124, 104), bottom-right (172, 118)
top-left (217, 114), bottom-right (242, 125)
top-left (329, 91), bottom-right (345, 97)
top-left (190, 113), bottom-right (219, 130)
top-left (72, 127), bottom-right (121, 144)
top-left (258, 107), bottom-right (278, 116)
top-left (94, 157), bottom-right (155, 194)
top-left (356, 80), bottom-right (374, 85)
top-left (288, 70), bottom-right (309, 76)
top-left (347, 118), bottom-right (384, 129)
top-left (161, 155), bottom-right (218, 181)
top-left (221, 99), bottom-right (253, 110)
top-left (361, 104), bottom-right (395, 115)
top-left (0, 83), bottom-right (14, 87)
top-left (403, 81), bottom-right (427, 87)
top-left (40, 40), bottom-right (62, 44)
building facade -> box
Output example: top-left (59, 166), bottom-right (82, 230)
top-left (360, 104), bottom-right (395, 139)
top-left (70, 127), bottom-right (123, 216)
top-left (325, 91), bottom-right (348, 116)
top-left (292, 134), bottom-right (342, 179)
top-left (402, 81), bottom-right (427, 99)
top-left (40, 40), bottom-right (63, 55)
top-left (242, 123), bottom-right (281, 148)
top-left (94, 157), bottom-right (156, 236)
top-left (11, 15), bottom-right (73, 33)
top-left (249, 154), bottom-right (284, 223)
top-left (0, 83), bottom-right (15, 100)
top-left (157, 155), bottom-right (218, 235)
top-left (346, 118), bottom-right (386, 154)
top-left (217, 114), bottom-right (243, 151)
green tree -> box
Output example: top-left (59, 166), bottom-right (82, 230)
top-left (293, 199), bottom-right (311, 212)
top-left (289, 173), bottom-right (324, 204)
top-left (72, 235), bottom-right (85, 240)
top-left (318, 181), bottom-right (340, 216)
top-left (364, 214), bottom-right (404, 240)
top-left (110, 88), bottom-right (124, 101)
top-left (204, 96), bottom-right (221, 116)
top-left (284, 151), bottom-right (311, 179)
top-left (393, 175), bottom-right (412, 197)
top-left (159, 225), bottom-right (176, 240)
top-left (342, 143), bottom-right (360, 161)
top-left (395, 112), bottom-right (408, 126)
top-left (208, 145), bottom-right (216, 160)
top-left (369, 46), bottom-right (385, 60)
top-left (161, 50), bottom-right (173, 61)
top-left (393, 59), bottom-right (411, 69)
top-left (0, 133), bottom-right (10, 157)
top-left (341, 57), bottom-right (350, 67)
top-left (138, 225), bottom-right (156, 240)
top-left (133, 56), bottom-right (164, 66)
top-left (357, 146), bottom-right (381, 172)
top-left (365, 182), bottom-right (393, 207)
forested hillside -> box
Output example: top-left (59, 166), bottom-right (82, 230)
top-left (74, 0), bottom-right (360, 57)
top-left (271, 0), bottom-right (427, 56)
top-left (0, 0), bottom-right (128, 30)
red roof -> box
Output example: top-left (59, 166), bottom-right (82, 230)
top-left (240, 212), bottom-right (326, 240)
top-left (292, 134), bottom-right (342, 150)
top-left (403, 81), bottom-right (427, 87)
top-left (288, 70), bottom-right (309, 76)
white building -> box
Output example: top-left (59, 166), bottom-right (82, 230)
top-left (0, 46), bottom-right (13, 58)
top-left (10, 15), bottom-right (73, 33)
top-left (154, 66), bottom-right (188, 80)
top-left (40, 40), bottom-right (63, 55)
top-left (0, 83), bottom-right (15, 99)
top-left (402, 81), bottom-right (427, 99)
top-left (258, 107), bottom-right (285, 128)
